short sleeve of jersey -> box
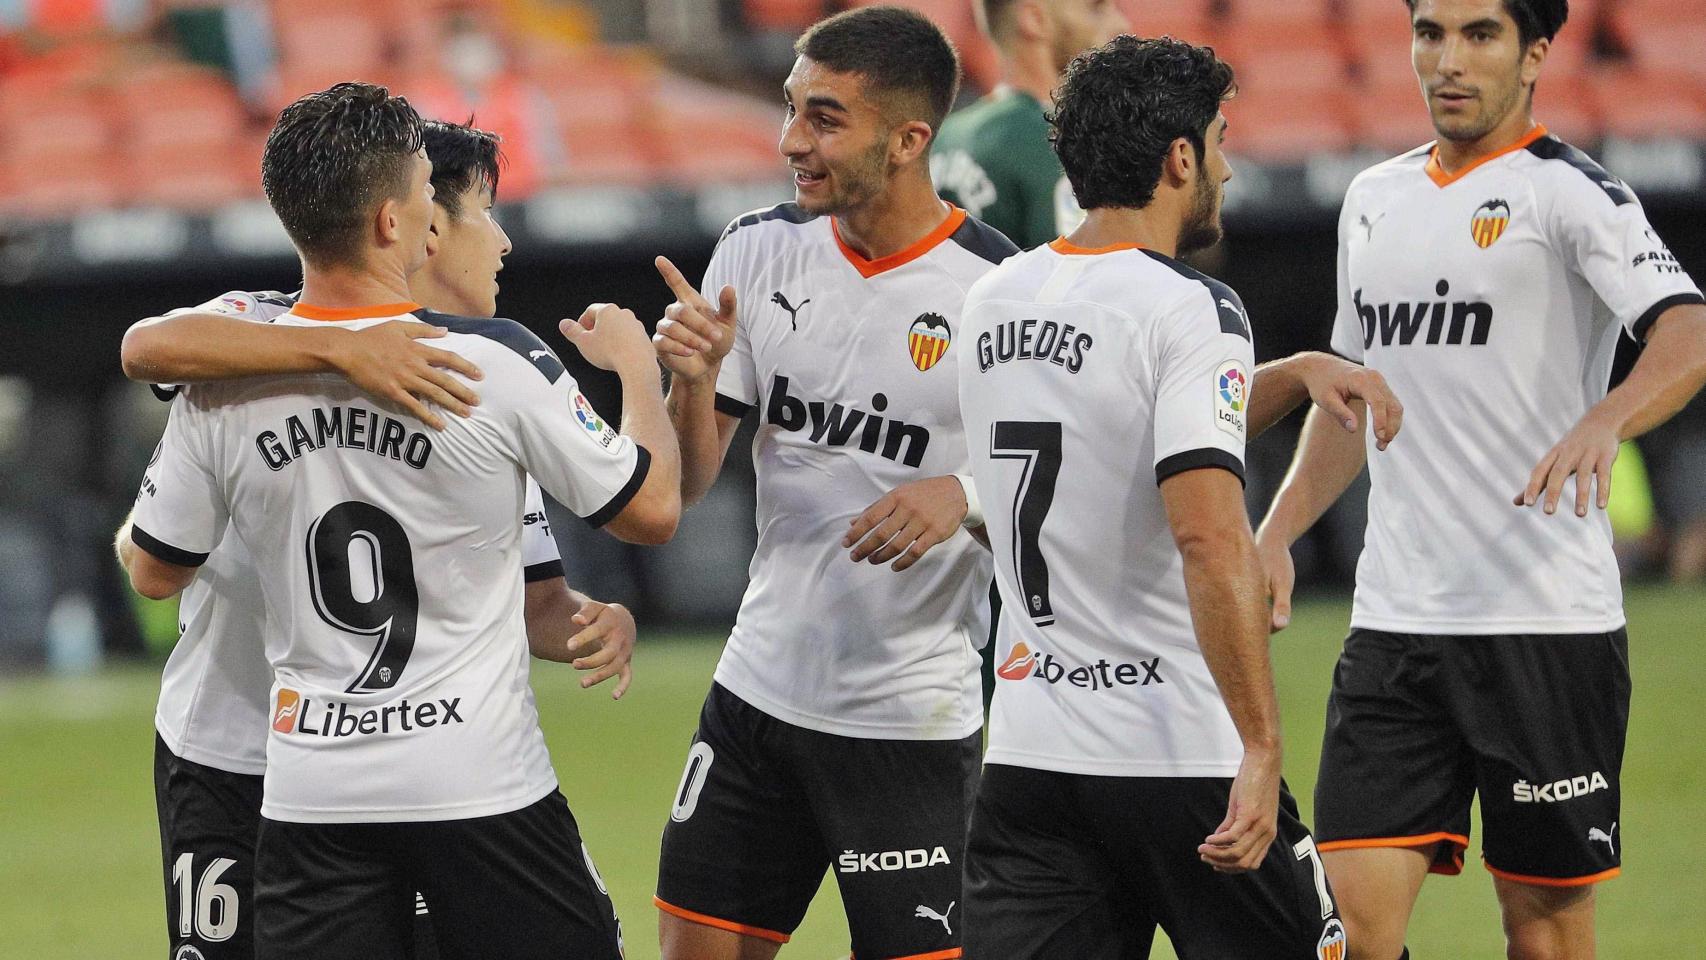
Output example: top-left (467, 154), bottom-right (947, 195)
top-left (130, 393), bottom-right (228, 566)
top-left (149, 290), bottom-right (297, 400)
top-left (1329, 196), bottom-right (1365, 361)
top-left (500, 340), bottom-right (651, 528)
top-left (1150, 290), bottom-right (1256, 486)
top-left (1550, 183), bottom-right (1705, 342)
top-left (520, 477), bottom-right (564, 582)
top-left (706, 227), bottom-right (760, 419)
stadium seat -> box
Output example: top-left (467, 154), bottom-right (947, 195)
top-left (109, 64), bottom-right (247, 152)
top-left (647, 78), bottom-right (782, 186)
top-left (0, 155), bottom-right (121, 218)
top-left (744, 0), bottom-right (825, 32)
top-left (1222, 0), bottom-right (1334, 35)
top-left (1123, 0), bottom-right (1216, 46)
top-left (1225, 88), bottom-right (1356, 160)
top-left (273, 8), bottom-right (391, 77)
top-left (1349, 76), bottom-right (1437, 152)
top-left (0, 88), bottom-right (113, 164)
top-left (1592, 66), bottom-right (1706, 141)
top-left (1217, 33), bottom-right (1354, 97)
top-left (1531, 73), bottom-right (1600, 146)
top-left (556, 120), bottom-right (658, 186)
top-left (126, 142), bottom-right (255, 211)
top-left (1623, 21), bottom-right (1706, 82)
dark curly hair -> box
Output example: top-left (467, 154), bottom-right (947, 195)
top-left (261, 82), bottom-right (424, 268)
top-left (795, 6), bottom-right (960, 132)
top-left (1049, 35), bottom-right (1235, 211)
top-left (1404, 0), bottom-right (1567, 48)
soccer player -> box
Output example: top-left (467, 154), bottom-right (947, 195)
top-left (933, 0), bottom-right (1128, 249)
top-left (648, 9), bottom-right (1016, 959)
top-left (1254, 2), bottom-right (1706, 958)
top-left (957, 35), bottom-right (1353, 959)
top-left (120, 118), bottom-right (639, 959)
top-left (117, 83), bottom-right (679, 958)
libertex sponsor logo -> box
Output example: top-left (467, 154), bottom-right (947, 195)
top-left (271, 688), bottom-right (464, 738)
top-left (996, 643), bottom-right (1164, 690)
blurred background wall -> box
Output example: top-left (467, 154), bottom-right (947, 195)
top-left (1, 0), bottom-right (1702, 669)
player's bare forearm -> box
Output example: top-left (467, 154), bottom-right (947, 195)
top-left (1595, 305), bottom-right (1706, 440)
top-left (667, 373), bottom-right (737, 507)
top-left (1256, 405), bottom-right (1369, 549)
top-left (119, 533), bottom-right (197, 600)
top-left (1162, 469), bottom-right (1282, 752)
top-left (523, 577), bottom-right (582, 658)
top-left (609, 360), bottom-right (681, 543)
top-left (1247, 355), bottom-right (1313, 438)
top-left (121, 312), bottom-right (338, 384)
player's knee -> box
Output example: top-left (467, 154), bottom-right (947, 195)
top-left (1338, 904), bottom-right (1409, 960)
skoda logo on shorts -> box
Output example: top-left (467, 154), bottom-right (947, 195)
top-left (174, 946), bottom-right (208, 960)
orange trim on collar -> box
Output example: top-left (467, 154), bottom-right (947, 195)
top-left (1425, 124), bottom-right (1548, 187)
top-left (832, 205), bottom-right (966, 278)
top-left (288, 302), bottom-right (421, 321)
top-left (1048, 238), bottom-right (1146, 256)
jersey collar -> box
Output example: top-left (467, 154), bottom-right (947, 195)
top-left (1424, 124), bottom-right (1548, 188)
top-left (1048, 238), bottom-right (1146, 256)
top-left (832, 205), bottom-right (966, 279)
top-left (287, 302), bottom-right (422, 321)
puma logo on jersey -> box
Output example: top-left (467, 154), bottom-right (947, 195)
top-left (1355, 280), bottom-right (1493, 348)
top-left (771, 291), bottom-right (810, 330)
top-left (765, 374), bottom-right (930, 467)
top-left (528, 349), bottom-right (549, 361)
top-left (1357, 212), bottom-right (1386, 241)
top-left (915, 901), bottom-right (955, 935)
top-left (1588, 822), bottom-right (1616, 855)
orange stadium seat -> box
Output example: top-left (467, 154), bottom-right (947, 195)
top-left (0, 155), bottom-right (121, 217)
top-left (109, 64), bottom-right (247, 152)
top-left (0, 88), bottom-right (112, 163)
top-left (273, 8), bottom-right (391, 77)
top-left (556, 120), bottom-right (658, 186)
top-left (1531, 72), bottom-right (1599, 145)
top-left (744, 0), bottom-right (825, 31)
top-left (1218, 33), bottom-right (1353, 97)
top-left (266, 64), bottom-right (398, 115)
top-left (1225, 88), bottom-right (1356, 160)
top-left (1623, 21), bottom-right (1706, 83)
top-left (127, 142), bottom-right (254, 211)
top-left (1123, 0), bottom-right (1216, 45)
top-left (1592, 66), bottom-right (1706, 141)
top-left (1222, 0), bottom-right (1333, 36)
top-left (1349, 76), bottom-right (1437, 152)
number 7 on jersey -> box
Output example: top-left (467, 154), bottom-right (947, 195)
top-left (991, 421), bottom-right (1062, 627)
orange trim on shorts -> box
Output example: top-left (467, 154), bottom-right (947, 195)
top-left (653, 896), bottom-right (791, 943)
top-left (1424, 124), bottom-right (1548, 187)
top-left (1484, 862), bottom-right (1622, 888)
top-left (288, 302), bottom-right (421, 321)
top-left (1318, 832), bottom-right (1470, 875)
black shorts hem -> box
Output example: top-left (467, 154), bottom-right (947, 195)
top-left (1317, 831), bottom-right (1469, 876)
top-left (1483, 860), bottom-right (1623, 888)
top-left (654, 896), bottom-right (791, 943)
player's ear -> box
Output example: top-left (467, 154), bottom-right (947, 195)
top-left (1162, 137), bottom-right (1195, 189)
top-left (892, 119), bottom-right (935, 168)
top-left (375, 194), bottom-right (403, 246)
top-left (1521, 35), bottom-right (1549, 88)
top-left (1013, 0), bottom-right (1049, 42)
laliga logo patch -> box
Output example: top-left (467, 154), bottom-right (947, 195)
top-left (908, 312), bottom-right (951, 372)
top-left (571, 391), bottom-right (619, 448)
top-left (1317, 918), bottom-right (1347, 960)
top-left (1472, 198), bottom-right (1511, 249)
top-left (218, 295), bottom-right (251, 314)
top-left (996, 643), bottom-right (1036, 681)
top-left (1215, 360), bottom-right (1248, 438)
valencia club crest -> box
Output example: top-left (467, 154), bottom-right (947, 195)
top-left (1471, 199), bottom-right (1510, 249)
top-left (908, 313), bottom-right (951, 372)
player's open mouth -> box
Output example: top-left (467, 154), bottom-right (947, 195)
top-left (793, 168), bottom-right (827, 187)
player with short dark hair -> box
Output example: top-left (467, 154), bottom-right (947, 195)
top-left (958, 35), bottom-right (1365, 958)
top-left (121, 115), bottom-right (642, 960)
top-left (1256, 2), bottom-right (1706, 957)
top-left (648, 8), bottom-right (1015, 959)
top-left (934, 0), bottom-right (1128, 248)
top-left (118, 85), bottom-right (680, 958)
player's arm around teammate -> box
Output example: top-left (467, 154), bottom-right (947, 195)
top-left (525, 581), bottom-right (637, 699)
top-left (1515, 302), bottom-right (1706, 517)
top-left (121, 306), bottom-right (483, 430)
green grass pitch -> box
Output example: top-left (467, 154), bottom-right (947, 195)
top-left (1, 587), bottom-right (1700, 958)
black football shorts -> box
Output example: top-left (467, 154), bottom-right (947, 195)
top-left (254, 789), bottom-right (621, 960)
top-left (656, 682), bottom-right (981, 959)
top-left (963, 764), bottom-right (1345, 960)
top-left (1315, 628), bottom-right (1629, 886)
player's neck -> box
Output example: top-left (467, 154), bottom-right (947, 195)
top-left (1434, 103), bottom-right (1538, 175)
top-left (997, 45), bottom-right (1058, 105)
top-left (1068, 205), bottom-right (1181, 258)
top-left (297, 258), bottom-right (415, 312)
top-left (834, 172), bottom-right (951, 262)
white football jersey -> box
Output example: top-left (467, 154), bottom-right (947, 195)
top-left (149, 292), bottom-right (564, 777)
top-left (1332, 127), bottom-right (1704, 634)
top-left (961, 240), bottom-right (1257, 777)
top-left (131, 304), bottom-right (642, 823)
top-left (152, 290), bottom-right (294, 776)
top-left (708, 202), bottom-right (1016, 740)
